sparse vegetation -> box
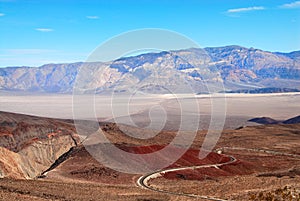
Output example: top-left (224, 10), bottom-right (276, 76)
top-left (1, 111), bottom-right (300, 200)
top-left (249, 186), bottom-right (300, 201)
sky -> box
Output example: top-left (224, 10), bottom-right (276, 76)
top-left (0, 0), bottom-right (300, 67)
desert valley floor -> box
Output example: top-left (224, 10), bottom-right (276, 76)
top-left (0, 93), bottom-right (299, 200)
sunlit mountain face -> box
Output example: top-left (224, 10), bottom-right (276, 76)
top-left (0, 46), bottom-right (299, 94)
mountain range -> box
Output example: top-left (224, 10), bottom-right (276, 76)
top-left (248, 115), bottom-right (300, 125)
top-left (0, 45), bottom-right (299, 94)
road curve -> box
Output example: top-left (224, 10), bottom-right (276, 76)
top-left (137, 147), bottom-right (300, 200)
top-left (137, 155), bottom-right (237, 201)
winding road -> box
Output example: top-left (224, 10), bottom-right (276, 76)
top-left (137, 154), bottom-right (237, 201)
top-left (136, 147), bottom-right (300, 200)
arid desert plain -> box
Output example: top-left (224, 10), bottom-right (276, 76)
top-left (0, 92), bottom-right (300, 201)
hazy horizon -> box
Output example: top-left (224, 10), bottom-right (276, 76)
top-left (1, 45), bottom-right (300, 68)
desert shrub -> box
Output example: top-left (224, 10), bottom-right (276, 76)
top-left (249, 186), bottom-right (300, 201)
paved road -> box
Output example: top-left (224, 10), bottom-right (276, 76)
top-left (137, 155), bottom-right (236, 201)
top-left (136, 147), bottom-right (300, 200)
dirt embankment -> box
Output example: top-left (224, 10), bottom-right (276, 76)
top-left (0, 111), bottom-right (79, 179)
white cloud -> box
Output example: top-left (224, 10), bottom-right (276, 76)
top-left (35, 28), bottom-right (54, 32)
top-left (227, 6), bottom-right (265, 13)
top-left (280, 1), bottom-right (300, 8)
top-left (0, 13), bottom-right (5, 17)
top-left (86, 15), bottom-right (99, 19)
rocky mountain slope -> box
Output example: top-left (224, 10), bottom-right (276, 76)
top-left (0, 46), bottom-right (299, 93)
top-left (0, 111), bottom-right (79, 179)
top-left (224, 87), bottom-right (300, 94)
top-left (248, 115), bottom-right (300, 125)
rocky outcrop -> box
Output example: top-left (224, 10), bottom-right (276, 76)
top-left (0, 111), bottom-right (79, 179)
top-left (0, 147), bottom-right (24, 179)
top-left (17, 135), bottom-right (77, 178)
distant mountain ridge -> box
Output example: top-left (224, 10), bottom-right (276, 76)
top-left (249, 115), bottom-right (300, 125)
top-left (223, 87), bottom-right (300, 94)
top-left (0, 45), bottom-right (299, 94)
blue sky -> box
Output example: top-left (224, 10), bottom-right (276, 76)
top-left (0, 0), bottom-right (300, 67)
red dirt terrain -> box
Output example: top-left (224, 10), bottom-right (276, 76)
top-left (0, 111), bottom-right (80, 179)
top-left (0, 111), bottom-right (300, 200)
top-left (44, 145), bottom-right (231, 184)
top-left (147, 123), bottom-right (300, 200)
